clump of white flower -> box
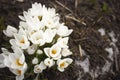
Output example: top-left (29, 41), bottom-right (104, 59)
top-left (0, 2), bottom-right (73, 80)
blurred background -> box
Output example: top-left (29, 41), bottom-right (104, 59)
top-left (0, 0), bottom-right (120, 80)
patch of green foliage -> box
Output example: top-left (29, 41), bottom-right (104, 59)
top-left (102, 2), bottom-right (109, 12)
top-left (0, 17), bottom-right (5, 33)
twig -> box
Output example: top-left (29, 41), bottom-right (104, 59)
top-left (110, 42), bottom-right (119, 72)
top-left (34, 73), bottom-right (39, 80)
top-left (78, 44), bottom-right (82, 57)
top-left (75, 0), bottom-right (79, 9)
top-left (93, 71), bottom-right (95, 80)
top-left (49, 1), bottom-right (57, 9)
top-left (113, 43), bottom-right (119, 71)
top-left (65, 15), bottom-right (86, 26)
top-left (74, 37), bottom-right (88, 42)
top-left (55, 0), bottom-right (73, 13)
top-left (90, 70), bottom-right (95, 80)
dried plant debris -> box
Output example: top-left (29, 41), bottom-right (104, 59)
top-left (0, 0), bottom-right (120, 80)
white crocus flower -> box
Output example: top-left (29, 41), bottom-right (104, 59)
top-left (49, 44), bottom-right (61, 58)
top-left (57, 24), bottom-right (73, 37)
top-left (44, 58), bottom-right (55, 68)
top-left (32, 57), bottom-right (38, 64)
top-left (10, 63), bottom-right (27, 80)
top-left (46, 7), bottom-right (57, 19)
top-left (30, 30), bottom-right (45, 46)
top-left (10, 33), bottom-right (30, 49)
top-left (3, 47), bottom-right (27, 69)
top-left (34, 61), bottom-right (46, 73)
top-left (3, 25), bottom-right (17, 37)
top-left (37, 49), bottom-right (43, 55)
top-left (57, 37), bottom-right (69, 48)
top-left (23, 11), bottom-right (44, 30)
top-left (57, 58), bottom-right (73, 72)
top-left (44, 44), bottom-right (61, 60)
top-left (44, 16), bottom-right (59, 29)
top-left (29, 2), bottom-right (47, 17)
top-left (44, 29), bottom-right (56, 43)
top-left (1, 48), bottom-right (27, 80)
top-left (28, 3), bottom-right (59, 29)
top-left (29, 2), bottom-right (43, 16)
top-left (43, 7), bottom-right (60, 29)
top-left (62, 48), bottom-right (72, 57)
top-left (27, 45), bottom-right (37, 55)
top-left (0, 3), bottom-right (74, 79)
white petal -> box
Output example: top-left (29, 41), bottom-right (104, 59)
top-left (22, 62), bottom-right (27, 70)
top-left (19, 15), bottom-right (25, 21)
top-left (9, 68), bottom-right (18, 75)
top-left (27, 45), bottom-right (37, 55)
top-left (9, 54), bottom-right (17, 63)
top-left (58, 59), bottom-right (68, 68)
top-left (0, 64), bottom-right (5, 68)
top-left (19, 54), bottom-right (25, 64)
top-left (1, 48), bottom-right (10, 55)
top-left (32, 57), bottom-right (38, 64)
top-left (0, 54), bottom-right (5, 68)
top-left (34, 62), bottom-right (46, 74)
top-left (10, 63), bottom-right (27, 76)
top-left (18, 28), bottom-right (26, 36)
top-left (37, 49), bottom-right (43, 55)
top-left (57, 25), bottom-right (73, 37)
top-left (30, 30), bottom-right (45, 45)
top-left (57, 59), bottom-right (61, 65)
top-left (57, 37), bottom-right (69, 48)
top-left (19, 21), bottom-right (29, 30)
top-left (64, 58), bottom-right (73, 64)
top-left (16, 75), bottom-right (24, 80)
top-left (13, 48), bottom-right (25, 66)
top-left (44, 29), bottom-right (56, 43)
top-left (14, 47), bottom-right (23, 56)
top-left (3, 25), bottom-right (17, 37)
top-left (49, 44), bottom-right (61, 58)
top-left (4, 57), bottom-right (11, 67)
top-left (57, 67), bottom-right (64, 72)
top-left (62, 48), bottom-right (72, 57)
top-left (44, 48), bottom-right (50, 57)
top-left (44, 58), bottom-right (54, 67)
top-left (11, 63), bottom-right (20, 69)
top-left (14, 34), bottom-right (30, 49)
top-left (53, 54), bottom-right (61, 60)
top-left (39, 61), bottom-right (47, 70)
top-left (9, 39), bottom-right (17, 47)
top-left (57, 58), bottom-right (73, 72)
top-left (34, 65), bottom-right (41, 73)
top-left (68, 29), bottom-right (73, 36)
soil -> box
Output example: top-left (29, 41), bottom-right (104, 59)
top-left (0, 0), bottom-right (120, 80)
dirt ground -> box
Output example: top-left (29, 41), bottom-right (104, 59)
top-left (0, 0), bottom-right (120, 80)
